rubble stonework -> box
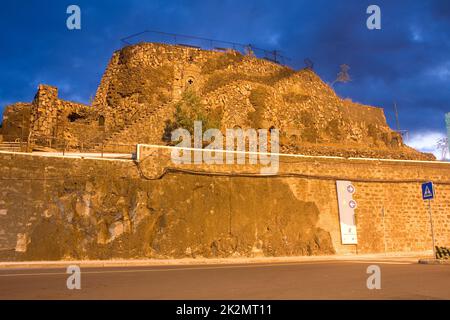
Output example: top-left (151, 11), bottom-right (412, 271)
top-left (0, 102), bottom-right (31, 141)
top-left (0, 43), bottom-right (447, 261)
top-left (0, 42), bottom-right (434, 159)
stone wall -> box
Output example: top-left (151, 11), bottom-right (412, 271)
top-left (0, 150), bottom-right (448, 261)
top-left (86, 43), bottom-right (431, 160)
top-left (29, 84), bottom-right (59, 137)
top-left (138, 147), bottom-right (450, 255)
top-left (90, 43), bottom-right (222, 133)
top-left (27, 84), bottom-right (103, 148)
top-left (0, 103), bottom-right (31, 141)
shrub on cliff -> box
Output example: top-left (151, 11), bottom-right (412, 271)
top-left (163, 90), bottom-right (223, 142)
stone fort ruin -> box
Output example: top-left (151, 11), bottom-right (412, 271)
top-left (0, 42), bottom-right (433, 160)
top-left (1, 43), bottom-right (448, 262)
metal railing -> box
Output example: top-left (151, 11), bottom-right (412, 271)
top-left (120, 30), bottom-right (291, 65)
top-left (0, 135), bottom-right (29, 152)
top-left (0, 133), bottom-right (136, 157)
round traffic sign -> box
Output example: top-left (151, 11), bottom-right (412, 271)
top-left (349, 199), bottom-right (357, 209)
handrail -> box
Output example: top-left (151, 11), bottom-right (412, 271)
top-left (119, 30), bottom-right (291, 65)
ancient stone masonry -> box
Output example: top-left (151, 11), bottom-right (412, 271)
top-left (0, 42), bottom-right (434, 159)
top-left (1, 151), bottom-right (449, 261)
top-left (0, 103), bottom-right (31, 142)
top-left (28, 85), bottom-right (101, 148)
top-left (29, 84), bottom-right (59, 137)
top-left (0, 42), bottom-right (447, 261)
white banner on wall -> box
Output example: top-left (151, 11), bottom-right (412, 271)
top-left (336, 180), bottom-right (358, 244)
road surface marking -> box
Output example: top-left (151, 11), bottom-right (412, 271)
top-left (0, 260), bottom-right (414, 277)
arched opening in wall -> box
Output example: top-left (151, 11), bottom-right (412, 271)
top-left (98, 116), bottom-right (105, 126)
top-left (67, 112), bottom-right (83, 122)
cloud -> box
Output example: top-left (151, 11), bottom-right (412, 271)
top-left (426, 61), bottom-right (450, 81)
top-left (1, 0), bottom-right (450, 137)
top-left (409, 25), bottom-right (423, 43)
top-left (406, 131), bottom-right (449, 160)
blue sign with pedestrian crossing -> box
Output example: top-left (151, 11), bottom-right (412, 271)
top-left (422, 182), bottom-right (434, 200)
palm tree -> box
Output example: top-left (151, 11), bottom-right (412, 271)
top-left (436, 137), bottom-right (449, 160)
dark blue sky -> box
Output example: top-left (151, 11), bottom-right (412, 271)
top-left (1, 0), bottom-right (449, 144)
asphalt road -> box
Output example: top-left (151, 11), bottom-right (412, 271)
top-left (0, 260), bottom-right (448, 299)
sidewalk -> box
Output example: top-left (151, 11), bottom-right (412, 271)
top-left (418, 258), bottom-right (450, 265)
top-left (0, 251), bottom-right (434, 269)
top-left (0, 150), bottom-right (133, 161)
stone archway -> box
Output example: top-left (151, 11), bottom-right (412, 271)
top-left (98, 115), bottom-right (105, 126)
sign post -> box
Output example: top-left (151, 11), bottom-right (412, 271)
top-left (421, 182), bottom-right (436, 258)
top-left (336, 181), bottom-right (358, 245)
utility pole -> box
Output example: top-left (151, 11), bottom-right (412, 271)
top-left (422, 181), bottom-right (437, 259)
top-left (428, 199), bottom-right (436, 259)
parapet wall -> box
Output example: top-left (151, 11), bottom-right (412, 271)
top-left (0, 150), bottom-right (448, 261)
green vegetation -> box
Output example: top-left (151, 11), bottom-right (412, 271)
top-left (163, 90), bottom-right (223, 143)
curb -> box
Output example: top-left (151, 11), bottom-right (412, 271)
top-left (418, 259), bottom-right (450, 265)
top-left (0, 253), bottom-right (429, 269)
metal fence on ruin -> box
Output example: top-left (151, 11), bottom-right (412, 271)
top-left (0, 133), bottom-right (137, 158)
top-left (120, 30), bottom-right (291, 66)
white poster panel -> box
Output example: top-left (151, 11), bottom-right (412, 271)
top-left (336, 180), bottom-right (358, 244)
